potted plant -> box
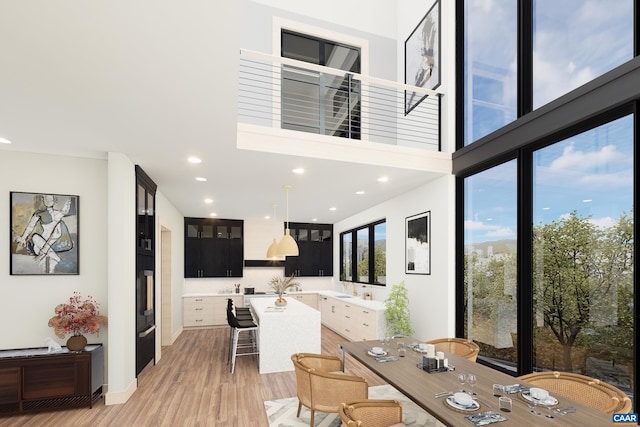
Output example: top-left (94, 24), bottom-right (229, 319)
top-left (268, 275), bottom-right (300, 306)
top-left (384, 281), bottom-right (414, 337)
top-left (48, 292), bottom-right (108, 351)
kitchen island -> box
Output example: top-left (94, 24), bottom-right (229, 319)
top-left (250, 296), bottom-right (321, 374)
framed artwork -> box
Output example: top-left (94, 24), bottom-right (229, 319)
top-left (405, 211), bottom-right (430, 275)
top-left (10, 192), bottom-right (79, 275)
top-left (404, 0), bottom-right (440, 114)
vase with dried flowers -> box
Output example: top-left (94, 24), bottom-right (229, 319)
top-left (48, 292), bottom-right (108, 351)
top-left (268, 275), bottom-right (300, 307)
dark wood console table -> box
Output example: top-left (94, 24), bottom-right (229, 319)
top-left (0, 344), bottom-right (103, 414)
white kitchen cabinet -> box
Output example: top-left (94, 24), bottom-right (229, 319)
top-left (320, 295), bottom-right (384, 341)
top-left (183, 296), bottom-right (215, 327)
top-left (354, 306), bottom-right (380, 341)
top-left (183, 294), bottom-right (243, 327)
top-left (290, 293), bottom-right (318, 309)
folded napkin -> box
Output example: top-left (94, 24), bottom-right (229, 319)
top-left (464, 411), bottom-right (508, 426)
top-left (503, 384), bottom-right (528, 394)
top-left (374, 356), bottom-right (398, 362)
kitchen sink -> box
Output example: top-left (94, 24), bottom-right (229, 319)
top-left (335, 295), bottom-right (353, 298)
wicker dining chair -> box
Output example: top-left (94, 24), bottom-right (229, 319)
top-left (291, 353), bottom-right (369, 427)
top-left (518, 371), bottom-right (632, 414)
top-left (425, 338), bottom-right (480, 362)
top-left (339, 400), bottom-right (407, 427)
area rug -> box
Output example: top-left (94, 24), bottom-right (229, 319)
top-left (264, 384), bottom-right (444, 427)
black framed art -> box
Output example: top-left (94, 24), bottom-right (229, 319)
top-left (404, 0), bottom-right (440, 114)
top-left (10, 192), bottom-right (79, 275)
top-left (405, 211), bottom-right (430, 275)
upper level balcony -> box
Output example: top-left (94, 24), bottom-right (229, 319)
top-left (238, 49), bottom-right (444, 155)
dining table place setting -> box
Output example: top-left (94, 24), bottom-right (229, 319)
top-left (340, 338), bottom-right (612, 426)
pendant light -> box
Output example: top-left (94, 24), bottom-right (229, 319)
top-left (266, 204), bottom-right (280, 259)
top-left (277, 185), bottom-right (299, 256)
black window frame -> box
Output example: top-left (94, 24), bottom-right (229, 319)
top-left (339, 218), bottom-right (386, 286)
top-left (455, 0), bottom-right (639, 393)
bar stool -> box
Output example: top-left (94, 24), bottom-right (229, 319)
top-left (227, 298), bottom-right (252, 320)
top-left (226, 307), bottom-right (259, 374)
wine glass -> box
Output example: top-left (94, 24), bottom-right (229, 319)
top-left (467, 374), bottom-right (477, 395)
top-left (382, 336), bottom-right (390, 353)
top-left (457, 373), bottom-right (467, 392)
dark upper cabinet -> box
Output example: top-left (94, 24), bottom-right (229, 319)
top-left (184, 218), bottom-right (243, 278)
top-left (285, 222), bottom-right (333, 277)
top-left (136, 167), bottom-right (156, 256)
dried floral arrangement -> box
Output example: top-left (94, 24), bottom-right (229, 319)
top-left (268, 275), bottom-right (300, 298)
top-left (48, 292), bottom-right (108, 338)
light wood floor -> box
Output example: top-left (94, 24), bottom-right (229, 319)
top-left (3, 326), bottom-right (385, 427)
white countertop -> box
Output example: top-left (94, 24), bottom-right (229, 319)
top-left (182, 290), bottom-right (386, 311)
top-left (250, 295), bottom-right (318, 316)
top-left (316, 290), bottom-right (386, 311)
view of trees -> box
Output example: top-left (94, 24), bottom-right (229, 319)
top-left (465, 210), bottom-right (633, 384)
top-left (533, 211), bottom-right (634, 371)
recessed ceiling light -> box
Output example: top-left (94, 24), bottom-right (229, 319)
top-left (264, 215), bottom-right (271, 220)
top-left (204, 198), bottom-right (213, 204)
top-left (195, 177), bottom-right (207, 182)
top-left (355, 190), bottom-right (365, 195)
top-left (210, 212), bottom-right (217, 217)
top-left (329, 207), bottom-right (337, 211)
top-left (0, 137), bottom-right (11, 144)
top-left (377, 176), bottom-right (389, 183)
top-left (292, 168), bottom-right (304, 174)
top-left (312, 218), bottom-right (318, 222)
top-left (188, 156), bottom-right (202, 164)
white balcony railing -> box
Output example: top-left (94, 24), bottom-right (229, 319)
top-left (238, 49), bottom-right (443, 151)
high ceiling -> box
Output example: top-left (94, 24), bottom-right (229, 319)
top-left (0, 1), bottom-right (445, 224)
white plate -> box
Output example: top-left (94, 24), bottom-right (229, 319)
top-left (445, 396), bottom-right (480, 412)
top-left (521, 390), bottom-right (559, 406)
top-left (367, 350), bottom-right (387, 357)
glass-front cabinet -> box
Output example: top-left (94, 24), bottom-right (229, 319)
top-left (184, 218), bottom-right (243, 278)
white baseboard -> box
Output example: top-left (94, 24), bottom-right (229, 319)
top-left (104, 378), bottom-right (137, 405)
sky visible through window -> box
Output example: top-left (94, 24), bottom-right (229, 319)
top-left (465, 115), bottom-right (633, 245)
top-left (465, 0), bottom-right (633, 145)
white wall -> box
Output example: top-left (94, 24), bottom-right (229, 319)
top-left (397, 0), bottom-right (456, 154)
top-left (250, 0), bottom-right (398, 39)
top-left (106, 152), bottom-right (136, 404)
top-left (334, 175), bottom-right (455, 341)
top-left (0, 151), bottom-right (108, 346)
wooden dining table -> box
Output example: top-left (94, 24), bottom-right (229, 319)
top-left (340, 339), bottom-right (612, 427)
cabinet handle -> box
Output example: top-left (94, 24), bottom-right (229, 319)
top-left (195, 298), bottom-right (203, 301)
top-left (195, 308), bottom-right (203, 311)
top-left (363, 323), bottom-right (369, 327)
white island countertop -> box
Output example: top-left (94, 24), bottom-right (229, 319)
top-left (250, 296), bottom-right (321, 374)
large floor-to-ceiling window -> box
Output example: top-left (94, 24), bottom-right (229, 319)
top-left (456, 0), bottom-right (636, 404)
top-left (463, 160), bottom-right (518, 370)
top-left (531, 116), bottom-right (634, 391)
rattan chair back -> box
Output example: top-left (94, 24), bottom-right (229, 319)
top-left (518, 371), bottom-right (632, 414)
top-left (339, 399), bottom-right (405, 427)
top-left (426, 338), bottom-right (480, 362)
top-left (291, 353), bottom-right (368, 427)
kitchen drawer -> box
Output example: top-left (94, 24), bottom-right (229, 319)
top-left (183, 297), bottom-right (215, 327)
